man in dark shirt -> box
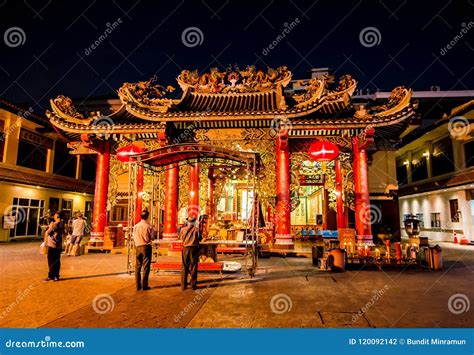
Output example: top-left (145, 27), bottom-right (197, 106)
top-left (179, 216), bottom-right (201, 290)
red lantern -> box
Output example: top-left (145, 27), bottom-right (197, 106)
top-left (116, 145), bottom-right (144, 162)
top-left (308, 140), bottom-right (339, 162)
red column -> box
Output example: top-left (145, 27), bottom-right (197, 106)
top-left (274, 131), bottom-right (294, 249)
top-left (207, 168), bottom-right (215, 224)
top-left (92, 141), bottom-right (110, 239)
top-left (188, 162), bottom-right (200, 219)
top-left (134, 164), bottom-right (144, 224)
top-left (335, 159), bottom-right (346, 229)
top-left (352, 137), bottom-right (372, 242)
top-left (163, 163), bottom-right (179, 240)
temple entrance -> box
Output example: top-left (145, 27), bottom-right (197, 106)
top-left (120, 143), bottom-right (262, 277)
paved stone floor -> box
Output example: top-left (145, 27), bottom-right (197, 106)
top-left (0, 241), bottom-right (472, 328)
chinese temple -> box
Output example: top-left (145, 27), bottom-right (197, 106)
top-left (46, 66), bottom-right (416, 250)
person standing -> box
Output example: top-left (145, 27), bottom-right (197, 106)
top-left (43, 211), bottom-right (65, 282)
top-left (133, 210), bottom-right (154, 291)
top-left (67, 212), bottom-right (87, 256)
top-left (179, 216), bottom-right (201, 290)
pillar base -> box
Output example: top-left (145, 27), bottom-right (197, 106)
top-left (162, 233), bottom-right (179, 241)
top-left (90, 231), bottom-right (104, 241)
top-left (357, 234), bottom-right (374, 246)
top-left (274, 234), bottom-right (294, 249)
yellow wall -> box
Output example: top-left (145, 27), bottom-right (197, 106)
top-left (0, 181), bottom-right (93, 241)
top-left (368, 151), bottom-right (398, 194)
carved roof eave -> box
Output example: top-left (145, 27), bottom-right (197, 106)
top-left (48, 113), bottom-right (166, 134)
top-left (294, 77), bottom-right (357, 111)
top-left (48, 99), bottom-right (94, 125)
top-left (117, 85), bottom-right (181, 113)
top-left (292, 106), bottom-right (415, 130)
top-left (49, 102), bottom-right (414, 134)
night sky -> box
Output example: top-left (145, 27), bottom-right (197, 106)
top-left (0, 0), bottom-right (472, 114)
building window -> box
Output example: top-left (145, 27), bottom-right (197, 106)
top-left (110, 204), bottom-right (127, 222)
top-left (81, 155), bottom-right (96, 181)
top-left (464, 140), bottom-right (474, 168)
top-left (0, 120), bottom-right (5, 162)
top-left (449, 199), bottom-right (460, 222)
top-left (411, 149), bottom-right (428, 182)
top-left (415, 213), bottom-right (424, 228)
top-left (430, 213), bottom-right (441, 228)
top-left (53, 140), bottom-right (76, 178)
top-left (432, 137), bottom-right (454, 176)
top-left (85, 201), bottom-right (93, 223)
top-left (396, 158), bottom-right (409, 185)
top-left (16, 128), bottom-right (53, 171)
top-left (8, 198), bottom-right (45, 237)
top-left (61, 199), bottom-right (73, 221)
top-left (16, 140), bottom-right (47, 171)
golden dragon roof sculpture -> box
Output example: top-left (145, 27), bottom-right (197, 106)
top-left (46, 66), bottom-right (415, 134)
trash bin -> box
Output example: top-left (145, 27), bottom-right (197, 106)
top-left (312, 245), bottom-right (324, 266)
top-left (427, 245), bottom-right (443, 270)
top-left (328, 248), bottom-right (346, 272)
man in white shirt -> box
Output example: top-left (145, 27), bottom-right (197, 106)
top-left (133, 210), bottom-right (155, 291)
top-left (67, 212), bottom-right (87, 256)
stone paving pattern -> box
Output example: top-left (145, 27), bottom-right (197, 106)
top-left (0, 242), bottom-right (472, 328)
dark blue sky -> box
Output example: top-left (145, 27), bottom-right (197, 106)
top-left (0, 0), bottom-right (472, 114)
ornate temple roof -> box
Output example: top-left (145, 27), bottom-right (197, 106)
top-left (46, 66), bottom-right (416, 137)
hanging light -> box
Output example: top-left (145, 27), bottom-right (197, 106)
top-left (116, 145), bottom-right (144, 162)
top-left (308, 140), bottom-right (339, 173)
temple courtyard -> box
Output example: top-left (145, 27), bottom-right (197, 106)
top-left (0, 241), bottom-right (472, 328)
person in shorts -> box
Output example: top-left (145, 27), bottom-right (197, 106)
top-left (67, 212), bottom-right (87, 256)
